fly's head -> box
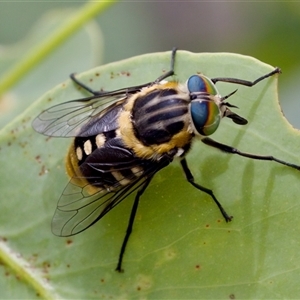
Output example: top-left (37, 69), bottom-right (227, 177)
top-left (187, 74), bottom-right (248, 137)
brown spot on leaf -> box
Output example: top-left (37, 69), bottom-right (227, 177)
top-left (66, 239), bottom-right (73, 245)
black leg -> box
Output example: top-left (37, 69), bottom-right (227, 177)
top-left (115, 176), bottom-right (154, 272)
top-left (211, 67), bottom-right (281, 86)
top-left (154, 47), bottom-right (177, 83)
top-left (202, 137), bottom-right (300, 171)
top-left (69, 48), bottom-right (178, 97)
top-left (70, 73), bottom-right (104, 96)
top-left (180, 158), bottom-right (233, 222)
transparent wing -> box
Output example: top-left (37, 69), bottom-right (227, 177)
top-left (32, 78), bottom-right (158, 138)
top-left (32, 93), bottom-right (127, 137)
top-left (52, 157), bottom-right (169, 237)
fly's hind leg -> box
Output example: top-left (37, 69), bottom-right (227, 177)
top-left (69, 73), bottom-right (103, 95)
top-left (115, 175), bottom-right (154, 272)
top-left (154, 47), bottom-right (177, 83)
top-left (70, 47), bottom-right (178, 97)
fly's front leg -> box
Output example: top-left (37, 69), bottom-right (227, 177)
top-left (180, 158), bottom-right (233, 222)
top-left (211, 67), bottom-right (281, 86)
top-left (202, 137), bottom-right (300, 171)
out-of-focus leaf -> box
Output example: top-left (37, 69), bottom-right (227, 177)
top-left (0, 9), bottom-right (103, 128)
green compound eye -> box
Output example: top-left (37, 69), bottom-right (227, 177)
top-left (187, 74), bottom-right (218, 95)
top-left (187, 75), bottom-right (221, 136)
top-left (190, 100), bottom-right (221, 136)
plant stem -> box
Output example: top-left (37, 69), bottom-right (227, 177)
top-left (0, 0), bottom-right (117, 96)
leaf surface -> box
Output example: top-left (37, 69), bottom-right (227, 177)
top-left (1, 50), bottom-right (300, 299)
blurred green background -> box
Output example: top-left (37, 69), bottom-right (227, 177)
top-left (1, 0), bottom-right (300, 126)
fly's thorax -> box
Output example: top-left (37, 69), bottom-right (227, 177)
top-left (119, 82), bottom-right (194, 160)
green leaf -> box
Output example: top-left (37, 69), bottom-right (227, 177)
top-left (1, 50), bottom-right (300, 299)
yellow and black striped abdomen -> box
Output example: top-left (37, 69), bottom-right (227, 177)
top-left (67, 134), bottom-right (147, 191)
